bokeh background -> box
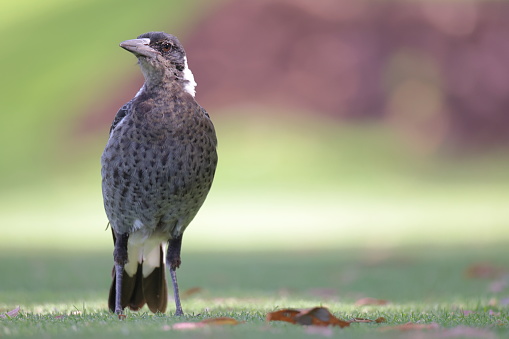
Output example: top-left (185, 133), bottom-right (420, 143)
top-left (1, 0), bottom-right (509, 257)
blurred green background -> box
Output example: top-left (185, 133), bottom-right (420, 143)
top-left (1, 0), bottom-right (508, 257)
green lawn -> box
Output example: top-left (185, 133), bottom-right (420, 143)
top-left (1, 115), bottom-right (509, 337)
top-left (0, 246), bottom-right (508, 338)
top-left (2, 1), bottom-right (509, 337)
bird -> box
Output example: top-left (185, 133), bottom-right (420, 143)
top-left (101, 31), bottom-right (218, 316)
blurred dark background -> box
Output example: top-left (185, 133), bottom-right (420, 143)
top-left (1, 0), bottom-right (508, 253)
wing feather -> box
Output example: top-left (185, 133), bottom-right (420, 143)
top-left (109, 101), bottom-right (132, 135)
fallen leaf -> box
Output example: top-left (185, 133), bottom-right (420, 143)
top-left (0, 306), bottom-right (20, 319)
top-left (378, 322), bottom-right (439, 331)
top-left (462, 310), bottom-right (475, 316)
top-left (266, 309), bottom-right (301, 324)
top-left (465, 263), bottom-right (506, 279)
top-left (267, 307), bottom-right (349, 328)
top-left (181, 287), bottom-right (203, 299)
top-left (355, 297), bottom-right (389, 306)
top-left (349, 318), bottom-right (373, 323)
top-left (170, 317), bottom-right (241, 331)
top-left (297, 307), bottom-right (350, 327)
top-left (349, 317), bottom-right (386, 323)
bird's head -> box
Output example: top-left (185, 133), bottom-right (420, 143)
top-left (120, 32), bottom-right (196, 96)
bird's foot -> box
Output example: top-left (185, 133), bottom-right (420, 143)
top-left (115, 309), bottom-right (126, 320)
top-left (170, 257), bottom-right (181, 270)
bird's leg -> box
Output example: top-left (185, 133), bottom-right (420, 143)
top-left (113, 233), bottom-right (129, 316)
top-left (167, 235), bottom-right (183, 316)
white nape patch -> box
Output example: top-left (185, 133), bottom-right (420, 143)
top-left (182, 56), bottom-right (197, 97)
top-left (124, 228), bottom-right (168, 277)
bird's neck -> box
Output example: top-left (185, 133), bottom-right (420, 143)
top-left (140, 77), bottom-right (191, 100)
top-left (141, 63), bottom-right (196, 98)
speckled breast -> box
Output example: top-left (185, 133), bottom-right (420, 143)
top-left (101, 105), bottom-right (217, 238)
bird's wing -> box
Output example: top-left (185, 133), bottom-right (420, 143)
top-left (201, 106), bottom-right (211, 119)
top-left (109, 101), bottom-right (133, 135)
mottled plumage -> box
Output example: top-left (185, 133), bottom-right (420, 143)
top-left (101, 32), bottom-right (217, 316)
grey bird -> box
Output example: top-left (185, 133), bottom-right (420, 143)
top-left (101, 32), bottom-right (218, 316)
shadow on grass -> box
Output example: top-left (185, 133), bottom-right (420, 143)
top-left (0, 244), bottom-right (502, 308)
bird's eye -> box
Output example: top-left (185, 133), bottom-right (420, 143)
top-left (161, 43), bottom-right (173, 52)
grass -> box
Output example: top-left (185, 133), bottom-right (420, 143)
top-left (1, 114), bottom-right (509, 337)
top-left (0, 111), bottom-right (506, 336)
top-left (2, 113), bottom-right (509, 252)
top-left (1, 246), bottom-right (508, 338)
top-left (2, 1), bottom-right (509, 337)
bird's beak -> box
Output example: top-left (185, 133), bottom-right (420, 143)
top-left (119, 38), bottom-right (157, 58)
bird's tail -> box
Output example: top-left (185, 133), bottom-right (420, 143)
top-left (108, 241), bottom-right (168, 313)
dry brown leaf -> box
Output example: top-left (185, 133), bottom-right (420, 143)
top-left (170, 317), bottom-right (241, 330)
top-left (355, 297), bottom-right (390, 306)
top-left (0, 306), bottom-right (20, 319)
top-left (266, 309), bottom-right (301, 324)
top-left (378, 322), bottom-right (439, 331)
top-left (465, 263), bottom-right (506, 279)
top-left (349, 317), bottom-right (386, 323)
top-left (349, 317), bottom-right (373, 323)
top-left (266, 307), bottom-right (349, 328)
top-left (297, 307), bottom-right (350, 327)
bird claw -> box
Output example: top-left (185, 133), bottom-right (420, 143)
top-left (170, 259), bottom-right (181, 270)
